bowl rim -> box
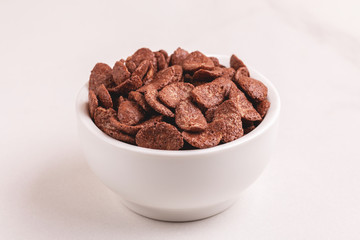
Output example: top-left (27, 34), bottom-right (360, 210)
top-left (76, 55), bottom-right (281, 157)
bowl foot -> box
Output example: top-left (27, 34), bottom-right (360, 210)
top-left (121, 198), bottom-right (237, 222)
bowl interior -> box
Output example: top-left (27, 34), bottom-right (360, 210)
top-left (76, 55), bottom-right (281, 156)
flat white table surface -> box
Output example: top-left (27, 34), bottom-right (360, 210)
top-left (1, 1), bottom-right (359, 239)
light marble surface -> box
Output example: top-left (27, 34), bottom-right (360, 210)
top-left (1, 0), bottom-right (359, 239)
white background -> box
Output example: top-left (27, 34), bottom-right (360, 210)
top-left (1, 0), bottom-right (360, 239)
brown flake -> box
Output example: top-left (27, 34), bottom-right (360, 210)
top-left (175, 100), bottom-right (207, 132)
top-left (128, 91), bottom-right (152, 112)
top-left (209, 56), bottom-right (220, 67)
top-left (144, 87), bottom-right (174, 117)
top-left (96, 84), bottom-right (113, 109)
top-left (233, 74), bottom-right (268, 102)
top-left (234, 66), bottom-right (250, 78)
top-left (159, 49), bottom-right (169, 63)
top-left (158, 82), bottom-right (194, 108)
top-left (113, 59), bottom-right (131, 85)
top-left (192, 67), bottom-right (235, 82)
top-left (228, 83), bottom-right (262, 121)
top-left (154, 51), bottom-right (168, 70)
top-left (230, 54), bottom-right (246, 70)
top-left (109, 115), bottom-right (165, 136)
top-left (132, 60), bottom-right (150, 80)
top-left (108, 75), bottom-right (143, 95)
top-left (137, 115), bottom-right (164, 127)
top-left (143, 63), bottom-right (155, 85)
top-left (182, 51), bottom-right (215, 72)
top-left (170, 47), bottom-right (189, 66)
top-left (125, 60), bottom-right (137, 73)
top-left (255, 99), bottom-right (271, 118)
top-left (126, 48), bottom-right (157, 72)
top-left (89, 63), bottom-right (113, 91)
top-left (173, 65), bottom-right (183, 82)
top-left (192, 67), bottom-right (224, 81)
top-left (222, 67), bottom-right (236, 79)
top-left (213, 100), bottom-right (244, 143)
top-left (94, 107), bottom-right (135, 144)
top-left (191, 77), bottom-right (232, 109)
top-left (138, 65), bottom-right (182, 92)
top-left (88, 90), bottom-right (98, 119)
top-left (109, 117), bottom-right (142, 135)
top-left (182, 121), bottom-right (224, 149)
top-left (135, 122), bottom-right (183, 150)
top-left (205, 106), bottom-right (218, 123)
top-left (117, 99), bottom-right (145, 125)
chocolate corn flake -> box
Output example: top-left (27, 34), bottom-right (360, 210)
top-left (213, 99), bottom-right (239, 119)
top-left (113, 59), bottom-right (131, 85)
top-left (88, 90), bottom-right (98, 119)
top-left (108, 75), bottom-right (143, 95)
top-left (222, 67), bottom-right (236, 79)
top-left (132, 60), bottom-right (150, 80)
top-left (128, 91), bottom-right (152, 112)
top-left (192, 67), bottom-right (224, 81)
top-left (109, 114), bottom-right (165, 136)
top-left (192, 67), bottom-right (235, 82)
top-left (89, 63), bottom-right (113, 91)
top-left (235, 66), bottom-right (250, 78)
top-left (125, 60), bottom-right (137, 73)
top-left (96, 84), bottom-right (113, 109)
top-left (213, 100), bottom-right (244, 143)
top-left (184, 73), bottom-right (211, 87)
top-left (173, 65), bottom-right (183, 82)
top-left (158, 82), bottom-right (194, 108)
top-left (228, 83), bottom-right (262, 121)
top-left (182, 121), bottom-right (224, 149)
top-left (175, 100), bottom-right (207, 132)
top-left (94, 106), bottom-right (116, 130)
top-left (204, 106), bottom-right (218, 123)
top-left (144, 87), bottom-right (174, 117)
top-left (154, 51), bottom-right (168, 71)
top-left (255, 99), bottom-right (271, 118)
top-left (94, 107), bottom-right (135, 144)
top-left (159, 49), bottom-right (169, 63)
top-left (135, 122), bottom-right (183, 150)
top-left (230, 54), bottom-right (246, 70)
top-left (126, 48), bottom-right (157, 72)
top-left (143, 63), bottom-right (156, 85)
top-left (234, 74), bottom-right (268, 102)
top-left (117, 99), bottom-right (145, 126)
top-left (209, 57), bottom-right (220, 67)
top-left (109, 117), bottom-right (142, 135)
top-left (191, 77), bottom-right (232, 109)
top-left (137, 115), bottom-right (164, 127)
top-left (182, 51), bottom-right (215, 72)
top-left (170, 47), bottom-right (189, 66)
top-left (138, 65), bottom-right (182, 92)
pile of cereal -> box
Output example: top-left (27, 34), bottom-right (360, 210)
top-left (88, 48), bottom-right (270, 150)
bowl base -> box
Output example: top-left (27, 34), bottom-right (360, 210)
top-left (121, 198), bottom-right (237, 222)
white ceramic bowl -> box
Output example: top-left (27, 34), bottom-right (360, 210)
top-left (76, 56), bottom-right (281, 221)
